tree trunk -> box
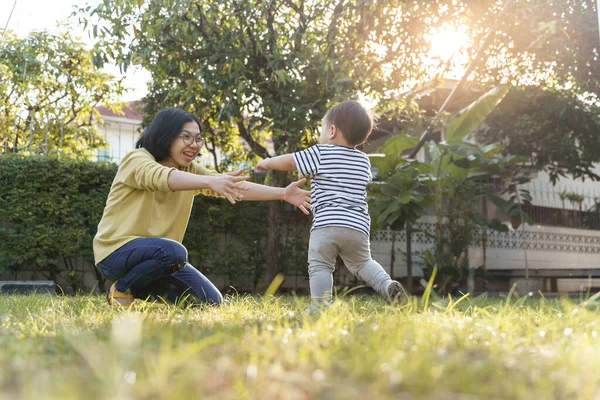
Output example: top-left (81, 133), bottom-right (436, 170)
top-left (406, 222), bottom-right (413, 294)
top-left (90, 261), bottom-right (106, 293)
top-left (390, 230), bottom-right (396, 279)
top-left (481, 196), bottom-right (488, 292)
top-left (264, 170), bottom-right (288, 287)
top-left (435, 181), bottom-right (444, 253)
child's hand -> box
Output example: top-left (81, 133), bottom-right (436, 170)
top-left (255, 159), bottom-right (270, 171)
top-left (283, 178), bottom-right (311, 215)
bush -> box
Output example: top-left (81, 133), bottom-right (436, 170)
top-left (0, 155), bottom-right (116, 292)
top-left (0, 155), bottom-right (310, 293)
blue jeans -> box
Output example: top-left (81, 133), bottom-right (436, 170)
top-left (97, 238), bottom-right (223, 306)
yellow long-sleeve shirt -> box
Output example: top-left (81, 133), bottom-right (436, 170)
top-left (93, 148), bottom-right (221, 265)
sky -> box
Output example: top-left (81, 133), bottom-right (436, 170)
top-left (1, 0), bottom-right (150, 101)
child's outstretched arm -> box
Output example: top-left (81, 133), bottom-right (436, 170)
top-left (242, 179), bottom-right (310, 215)
top-left (255, 154), bottom-right (296, 171)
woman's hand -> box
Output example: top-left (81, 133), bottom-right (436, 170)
top-left (283, 178), bottom-right (311, 215)
top-left (226, 169), bottom-right (246, 177)
top-left (209, 170), bottom-right (250, 204)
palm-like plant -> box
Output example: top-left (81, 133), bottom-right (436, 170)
top-left (370, 85), bottom-right (532, 294)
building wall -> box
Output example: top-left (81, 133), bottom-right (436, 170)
top-left (97, 118), bottom-right (140, 164)
top-left (369, 215), bottom-right (600, 292)
top-left (523, 164), bottom-right (600, 210)
top-left (4, 217), bottom-right (599, 294)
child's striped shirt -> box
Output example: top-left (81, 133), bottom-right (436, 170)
top-left (293, 144), bottom-right (372, 236)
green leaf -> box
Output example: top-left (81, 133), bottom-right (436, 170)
top-left (445, 142), bottom-right (485, 159)
top-left (381, 134), bottom-right (418, 157)
top-left (398, 192), bottom-right (412, 204)
top-left (445, 85), bottom-right (509, 143)
top-left (426, 141), bottom-right (443, 163)
top-left (487, 218), bottom-right (510, 232)
top-left (488, 194), bottom-right (513, 212)
top-left (510, 213), bottom-right (531, 230)
top-left (378, 201), bottom-right (402, 225)
top-left (488, 194), bottom-right (534, 229)
top-left (448, 164), bottom-right (469, 182)
top-left (412, 161), bottom-right (436, 175)
top-left (371, 134), bottom-right (417, 176)
top-left (482, 143), bottom-right (502, 157)
top-left (380, 183), bottom-right (399, 197)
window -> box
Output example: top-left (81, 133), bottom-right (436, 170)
top-left (97, 148), bottom-right (111, 162)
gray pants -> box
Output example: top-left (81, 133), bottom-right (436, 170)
top-left (308, 226), bottom-right (393, 301)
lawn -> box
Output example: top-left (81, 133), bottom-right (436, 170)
top-left (1, 292), bottom-right (600, 399)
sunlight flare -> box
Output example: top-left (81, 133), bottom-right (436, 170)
top-left (428, 26), bottom-right (469, 62)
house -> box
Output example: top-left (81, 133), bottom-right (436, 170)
top-left (95, 102), bottom-right (143, 164)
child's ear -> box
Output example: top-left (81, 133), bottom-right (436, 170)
top-left (329, 124), bottom-right (338, 139)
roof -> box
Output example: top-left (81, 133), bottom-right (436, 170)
top-left (96, 101), bottom-right (144, 122)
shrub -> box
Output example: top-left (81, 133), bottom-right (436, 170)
top-left (0, 155), bottom-right (310, 293)
top-left (0, 155), bottom-right (116, 292)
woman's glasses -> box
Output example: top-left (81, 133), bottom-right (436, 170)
top-left (179, 130), bottom-right (205, 146)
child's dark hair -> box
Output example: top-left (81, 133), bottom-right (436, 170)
top-left (136, 108), bottom-right (202, 161)
top-left (324, 100), bottom-right (374, 146)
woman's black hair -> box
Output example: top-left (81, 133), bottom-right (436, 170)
top-left (136, 108), bottom-right (202, 161)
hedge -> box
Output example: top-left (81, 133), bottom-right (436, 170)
top-left (0, 155), bottom-right (310, 293)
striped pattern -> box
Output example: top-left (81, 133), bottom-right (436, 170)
top-left (293, 144), bottom-right (372, 235)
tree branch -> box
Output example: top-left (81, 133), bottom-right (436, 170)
top-left (264, 0), bottom-right (278, 54)
top-left (202, 118), bottom-right (223, 173)
top-left (326, 0), bottom-right (346, 59)
top-left (234, 115), bottom-right (272, 159)
top-left (283, 0), bottom-right (307, 52)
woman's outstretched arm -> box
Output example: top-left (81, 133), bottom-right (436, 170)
top-left (167, 169), bottom-right (249, 204)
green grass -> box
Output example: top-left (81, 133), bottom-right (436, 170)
top-left (1, 292), bottom-right (600, 399)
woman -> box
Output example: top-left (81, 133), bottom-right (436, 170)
top-left (93, 108), bottom-right (311, 306)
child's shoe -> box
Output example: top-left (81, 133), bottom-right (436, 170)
top-left (303, 299), bottom-right (333, 315)
top-left (107, 282), bottom-right (134, 306)
top-left (386, 281), bottom-right (406, 304)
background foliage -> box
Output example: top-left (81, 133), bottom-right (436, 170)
top-left (0, 155), bottom-right (116, 292)
top-left (0, 30), bottom-right (123, 155)
top-left (0, 156), bottom-right (309, 293)
top-left (475, 86), bottom-right (600, 183)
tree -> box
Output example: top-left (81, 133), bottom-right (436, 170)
top-left (0, 30), bottom-right (123, 155)
top-left (475, 86), bottom-right (600, 183)
top-left (472, 0), bottom-right (600, 96)
top-left (453, 0), bottom-right (600, 180)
